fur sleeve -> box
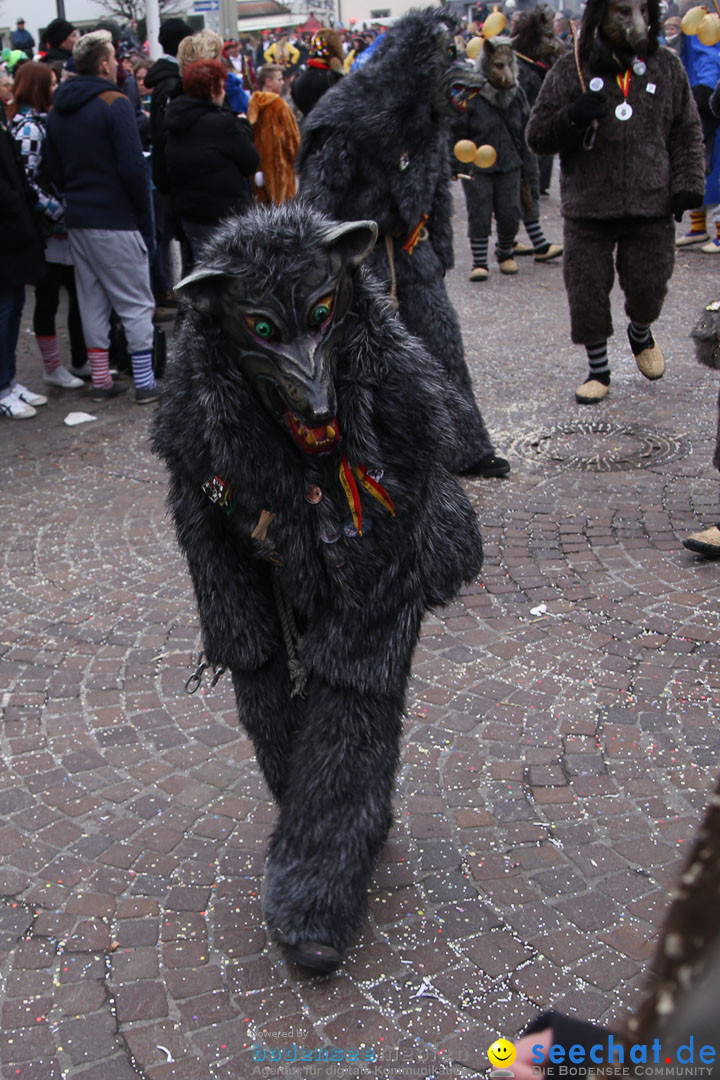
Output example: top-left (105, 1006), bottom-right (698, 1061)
top-left (166, 473), bottom-right (278, 673)
top-left (526, 55), bottom-right (587, 156)
top-left (427, 146), bottom-right (455, 272)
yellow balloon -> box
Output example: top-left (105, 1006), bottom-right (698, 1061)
top-left (482, 11), bottom-right (507, 38)
top-left (466, 36), bottom-right (484, 59)
top-left (454, 139), bottom-right (478, 163)
top-left (474, 144), bottom-right (497, 168)
top-left (681, 4), bottom-right (707, 33)
top-left (697, 11), bottom-right (720, 42)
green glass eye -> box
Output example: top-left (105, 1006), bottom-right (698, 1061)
top-left (311, 304), bottom-right (330, 325)
top-left (254, 320), bottom-right (273, 338)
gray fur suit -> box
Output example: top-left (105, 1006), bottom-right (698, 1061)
top-left (152, 204), bottom-right (483, 971)
top-left (297, 8), bottom-right (507, 476)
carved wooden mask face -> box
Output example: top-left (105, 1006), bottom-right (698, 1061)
top-left (176, 221), bottom-right (378, 456)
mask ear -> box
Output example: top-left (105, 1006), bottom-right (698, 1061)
top-left (321, 220), bottom-right (378, 271)
top-left (175, 267), bottom-right (227, 313)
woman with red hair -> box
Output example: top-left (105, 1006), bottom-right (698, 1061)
top-left (8, 61), bottom-right (86, 390)
top-left (164, 58), bottom-right (259, 263)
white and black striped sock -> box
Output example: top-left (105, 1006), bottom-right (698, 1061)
top-left (525, 218), bottom-right (549, 253)
top-left (628, 321), bottom-right (653, 354)
top-left (586, 341), bottom-right (610, 384)
top-left (470, 238), bottom-right (489, 269)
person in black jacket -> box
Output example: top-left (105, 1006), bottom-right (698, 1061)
top-left (291, 28), bottom-right (344, 117)
top-left (0, 115), bottom-right (46, 419)
top-left (164, 58), bottom-right (259, 263)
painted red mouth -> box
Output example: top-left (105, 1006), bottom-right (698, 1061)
top-left (283, 410), bottom-right (341, 455)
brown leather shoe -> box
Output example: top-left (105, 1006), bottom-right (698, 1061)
top-left (682, 524), bottom-right (720, 557)
top-left (469, 266), bottom-right (489, 281)
top-left (575, 378), bottom-right (609, 404)
top-left (499, 258), bottom-right (519, 275)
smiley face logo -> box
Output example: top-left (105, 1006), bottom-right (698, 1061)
top-left (488, 1039), bottom-right (517, 1069)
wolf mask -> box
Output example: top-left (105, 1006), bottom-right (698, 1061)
top-left (152, 203), bottom-right (483, 974)
top-left (176, 219), bottom-right (376, 452)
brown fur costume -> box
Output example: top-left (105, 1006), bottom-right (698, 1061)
top-left (248, 90), bottom-right (300, 203)
top-left (526, 0), bottom-right (704, 350)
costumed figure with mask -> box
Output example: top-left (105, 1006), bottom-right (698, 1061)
top-left (297, 7), bottom-right (510, 478)
top-left (151, 203), bottom-right (484, 972)
top-left (526, 0), bottom-right (704, 405)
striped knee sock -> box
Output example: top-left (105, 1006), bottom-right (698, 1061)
top-left (586, 341), bottom-right (610, 383)
top-left (628, 321), bottom-right (652, 353)
top-left (689, 209), bottom-right (707, 235)
top-left (496, 231), bottom-right (515, 261)
top-left (88, 348), bottom-right (113, 389)
top-left (525, 218), bottom-right (549, 253)
top-left (131, 350), bottom-right (156, 390)
top-left (470, 238), bottom-right (489, 269)
top-left (36, 335), bottom-right (61, 375)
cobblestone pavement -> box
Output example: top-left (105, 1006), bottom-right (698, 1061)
top-left (1, 186), bottom-right (720, 1080)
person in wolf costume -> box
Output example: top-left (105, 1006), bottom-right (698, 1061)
top-left (526, 0), bottom-right (705, 405)
top-left (297, 7), bottom-right (510, 479)
top-left (151, 202), bottom-right (484, 973)
top-left (451, 36), bottom-right (545, 281)
top-left (511, 4), bottom-right (565, 237)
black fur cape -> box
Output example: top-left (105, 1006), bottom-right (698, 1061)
top-left (151, 203), bottom-right (483, 964)
top-left (297, 7), bottom-right (498, 474)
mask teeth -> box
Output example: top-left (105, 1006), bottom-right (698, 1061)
top-left (326, 424), bottom-right (336, 440)
top-left (306, 429), bottom-right (317, 446)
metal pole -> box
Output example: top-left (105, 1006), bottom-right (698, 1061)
top-left (56, 0), bottom-right (66, 20)
top-left (219, 0), bottom-right (238, 40)
top-left (146, 0), bottom-right (161, 58)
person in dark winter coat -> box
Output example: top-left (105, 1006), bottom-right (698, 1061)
top-left (526, 0), bottom-right (705, 405)
top-left (164, 58), bottom-right (259, 262)
top-left (297, 7), bottom-right (510, 479)
top-left (452, 36), bottom-right (541, 280)
top-left (144, 17), bottom-right (193, 193)
top-left (11, 19), bottom-right (35, 59)
top-left (290, 27), bottom-right (344, 116)
top-left (151, 202), bottom-right (484, 974)
top-left (0, 113), bottom-right (46, 419)
top-left (40, 18), bottom-right (78, 64)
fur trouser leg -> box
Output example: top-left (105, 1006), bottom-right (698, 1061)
top-left (262, 679), bottom-right (405, 954)
top-left (232, 655), bottom-right (306, 803)
top-left (391, 247), bottom-right (496, 471)
top-left (563, 216), bottom-right (675, 345)
top-left (492, 169), bottom-right (522, 262)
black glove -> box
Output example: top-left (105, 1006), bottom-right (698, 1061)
top-left (568, 91), bottom-right (608, 126)
top-left (672, 190), bottom-right (704, 222)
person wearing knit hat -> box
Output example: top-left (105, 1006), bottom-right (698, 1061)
top-left (291, 28), bottom-right (344, 116)
top-left (157, 18), bottom-right (193, 58)
top-left (42, 18), bottom-right (78, 63)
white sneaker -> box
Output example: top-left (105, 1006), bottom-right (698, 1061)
top-left (43, 366), bottom-right (84, 389)
top-left (13, 382), bottom-right (47, 406)
top-left (0, 388), bottom-right (37, 419)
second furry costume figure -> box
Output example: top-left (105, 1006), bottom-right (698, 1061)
top-left (152, 203), bottom-right (483, 973)
top-left (526, 0), bottom-right (705, 404)
top-left (298, 8), bottom-right (510, 478)
top-left (452, 36), bottom-right (541, 281)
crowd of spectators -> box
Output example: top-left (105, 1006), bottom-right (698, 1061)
top-left (0, 1), bottom-right (713, 423)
